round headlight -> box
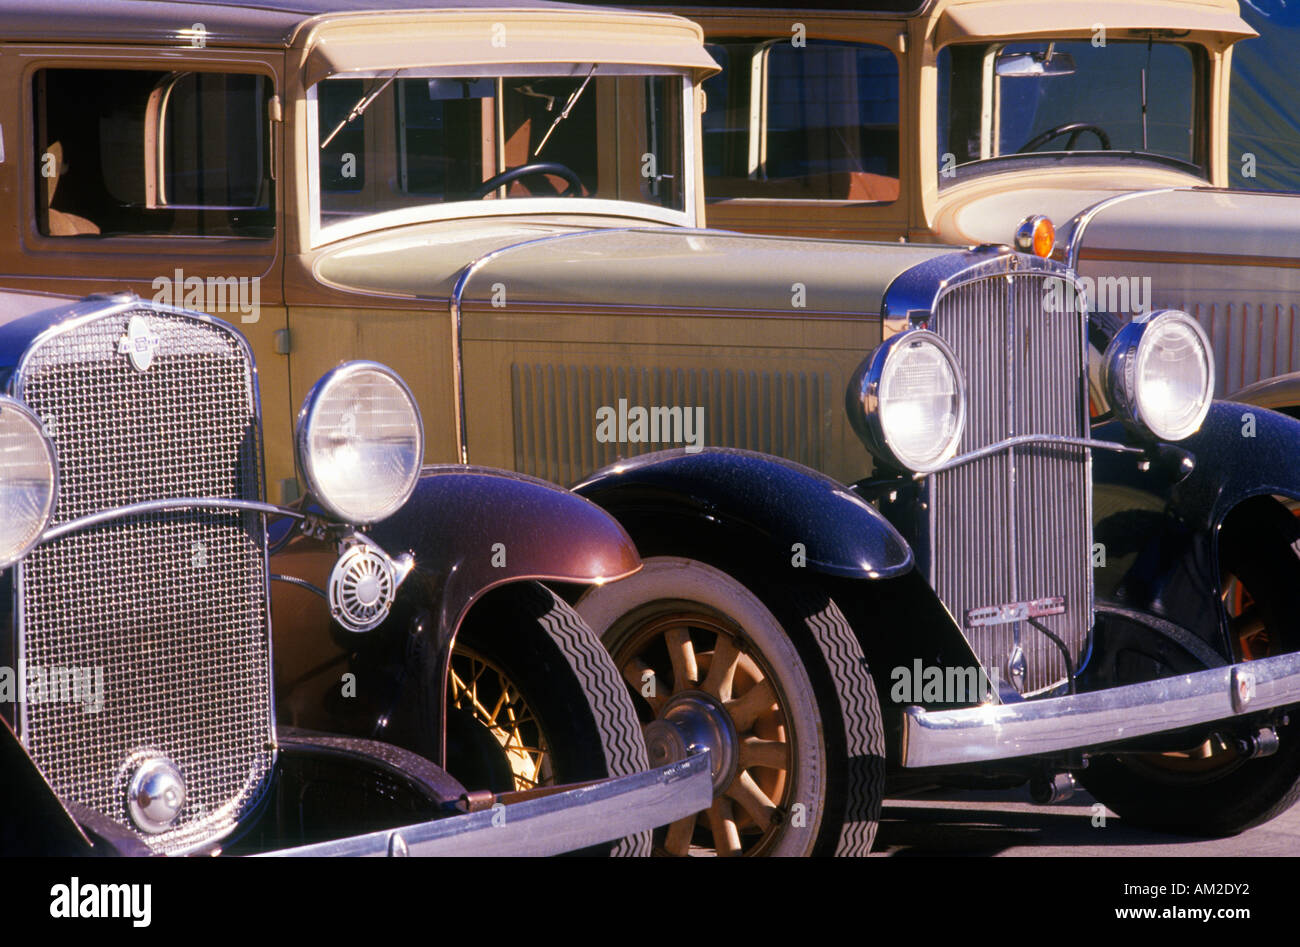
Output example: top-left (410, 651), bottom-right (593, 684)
top-left (1104, 309), bottom-right (1214, 442)
top-left (295, 362), bottom-right (423, 524)
top-left (0, 397), bottom-right (58, 569)
top-left (853, 330), bottom-right (966, 473)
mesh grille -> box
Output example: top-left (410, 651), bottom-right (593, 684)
top-left (928, 274), bottom-right (1092, 694)
top-left (15, 308), bottom-right (273, 854)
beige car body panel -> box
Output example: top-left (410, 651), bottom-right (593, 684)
top-left (314, 223), bottom-right (949, 482)
top-left (644, 0), bottom-right (1300, 413)
top-left (1064, 188), bottom-right (1300, 398)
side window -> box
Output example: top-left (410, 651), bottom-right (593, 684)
top-left (33, 68), bottom-right (273, 238)
top-left (703, 39), bottom-right (900, 202)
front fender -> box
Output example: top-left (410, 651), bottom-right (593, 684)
top-left (370, 465), bottom-right (641, 640)
top-left (270, 466), bottom-right (640, 758)
top-left (1090, 401), bottom-right (1300, 665)
top-left (571, 448), bottom-right (913, 580)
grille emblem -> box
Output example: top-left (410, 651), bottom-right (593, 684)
top-left (117, 315), bottom-right (162, 372)
top-left (127, 757), bottom-right (186, 834)
top-left (965, 595), bottom-right (1066, 628)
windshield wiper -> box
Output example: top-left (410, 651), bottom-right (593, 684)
top-left (320, 73), bottom-right (397, 150)
top-left (533, 65), bottom-right (596, 157)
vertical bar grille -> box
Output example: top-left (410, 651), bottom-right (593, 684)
top-left (14, 308), bottom-right (274, 854)
top-left (928, 274), bottom-right (1092, 693)
top-left (511, 364), bottom-right (831, 484)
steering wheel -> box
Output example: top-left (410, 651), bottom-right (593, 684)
top-left (471, 162), bottom-right (584, 199)
top-left (1017, 122), bottom-right (1112, 154)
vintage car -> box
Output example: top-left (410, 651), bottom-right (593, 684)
top-left (4, 0), bottom-right (1300, 859)
top-left (618, 0), bottom-right (1300, 415)
top-left (0, 288), bottom-right (712, 855)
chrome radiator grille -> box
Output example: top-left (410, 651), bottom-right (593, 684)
top-left (14, 308), bottom-right (273, 854)
top-left (927, 274), bottom-right (1092, 694)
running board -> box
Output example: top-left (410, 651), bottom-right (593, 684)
top-left (901, 651), bottom-right (1300, 768)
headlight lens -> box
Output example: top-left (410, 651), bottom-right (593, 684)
top-left (1104, 310), bottom-right (1214, 441)
top-left (854, 330), bottom-right (966, 473)
top-left (0, 397), bottom-right (58, 568)
top-left (296, 362), bottom-right (423, 524)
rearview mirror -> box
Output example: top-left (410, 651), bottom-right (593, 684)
top-left (995, 49), bottom-right (1077, 78)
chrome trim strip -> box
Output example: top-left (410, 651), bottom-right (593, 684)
top-left (916, 434), bottom-right (1144, 477)
top-left (879, 245), bottom-right (1074, 326)
top-left (1063, 187), bottom-right (1179, 271)
top-left (901, 651), bottom-right (1300, 768)
top-left (39, 498), bottom-right (303, 544)
top-left (258, 751), bottom-right (712, 857)
top-left (448, 227), bottom-right (669, 464)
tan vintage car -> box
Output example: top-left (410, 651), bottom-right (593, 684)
top-left (7, 0), bottom-right (1300, 859)
top-left (626, 0), bottom-right (1300, 411)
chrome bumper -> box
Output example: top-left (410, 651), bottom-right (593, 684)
top-left (901, 651), bottom-right (1300, 768)
top-left (259, 751), bottom-right (711, 857)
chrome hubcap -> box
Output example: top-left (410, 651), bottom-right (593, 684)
top-left (645, 690), bottom-right (739, 794)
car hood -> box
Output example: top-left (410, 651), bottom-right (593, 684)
top-left (930, 164), bottom-right (1205, 248)
top-left (313, 218), bottom-right (955, 315)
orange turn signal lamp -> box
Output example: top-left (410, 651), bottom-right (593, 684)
top-left (1014, 215), bottom-right (1055, 258)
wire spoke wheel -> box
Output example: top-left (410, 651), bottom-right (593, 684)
top-left (448, 645), bottom-right (552, 790)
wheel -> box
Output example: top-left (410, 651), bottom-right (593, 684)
top-left (576, 556), bottom-right (885, 856)
top-left (1081, 496), bottom-right (1300, 835)
top-left (449, 582), bottom-right (651, 856)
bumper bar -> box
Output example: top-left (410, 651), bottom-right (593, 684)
top-left (259, 751), bottom-right (712, 857)
top-left (902, 651), bottom-right (1300, 768)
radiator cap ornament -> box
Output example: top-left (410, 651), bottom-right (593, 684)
top-left (127, 756), bottom-right (186, 833)
top-left (117, 315), bottom-right (162, 372)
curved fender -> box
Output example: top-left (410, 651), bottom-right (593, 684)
top-left (270, 465), bottom-right (640, 762)
top-left (571, 448), bottom-right (914, 580)
top-left (370, 464), bottom-right (641, 639)
top-left (1090, 402), bottom-right (1300, 661)
top-left (1170, 402), bottom-right (1300, 528)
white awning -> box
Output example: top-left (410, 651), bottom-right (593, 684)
top-left (935, 0), bottom-right (1257, 50)
top-left (300, 9), bottom-right (720, 88)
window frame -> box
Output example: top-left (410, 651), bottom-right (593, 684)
top-left (702, 35), bottom-right (904, 206)
top-left (14, 46), bottom-right (280, 270)
top-left (304, 66), bottom-right (698, 250)
top-left (934, 38), bottom-right (1212, 189)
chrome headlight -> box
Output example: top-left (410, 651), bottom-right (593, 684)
top-left (849, 330), bottom-right (966, 473)
top-left (295, 362), bottom-right (423, 524)
top-left (0, 396), bottom-right (58, 568)
top-left (1103, 309), bottom-right (1213, 442)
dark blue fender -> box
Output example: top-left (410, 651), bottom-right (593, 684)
top-left (571, 447), bottom-right (913, 579)
top-left (271, 465), bottom-right (641, 764)
top-left (1090, 401), bottom-right (1300, 673)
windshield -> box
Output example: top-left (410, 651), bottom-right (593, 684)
top-left (312, 69), bottom-right (687, 240)
top-left (936, 39), bottom-right (1204, 185)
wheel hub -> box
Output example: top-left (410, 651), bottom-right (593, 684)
top-left (644, 690), bottom-right (739, 794)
